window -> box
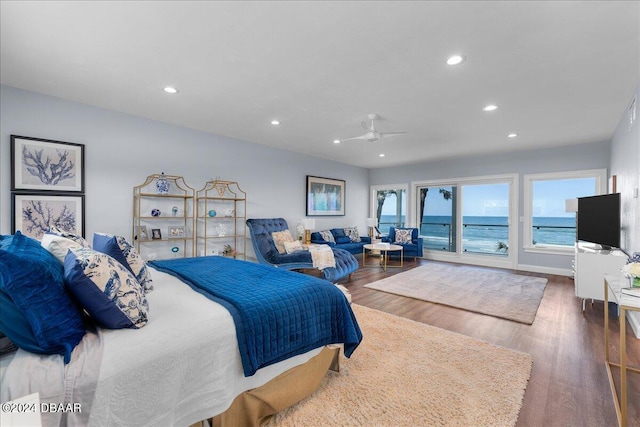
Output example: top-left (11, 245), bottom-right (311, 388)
top-left (412, 174), bottom-right (517, 269)
top-left (523, 169), bottom-right (607, 254)
top-left (371, 184), bottom-right (407, 235)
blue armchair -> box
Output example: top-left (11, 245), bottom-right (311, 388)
top-left (382, 227), bottom-right (424, 260)
top-left (246, 218), bottom-right (359, 283)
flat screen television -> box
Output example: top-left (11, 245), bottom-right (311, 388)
top-left (577, 193), bottom-right (621, 249)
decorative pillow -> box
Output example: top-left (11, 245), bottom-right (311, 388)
top-left (284, 240), bottom-right (303, 254)
top-left (47, 226), bottom-right (91, 248)
top-left (344, 227), bottom-right (361, 242)
top-left (0, 231), bottom-right (86, 363)
top-left (41, 233), bottom-right (85, 263)
top-left (272, 230), bottom-right (294, 254)
top-left (335, 236), bottom-right (351, 244)
top-left (394, 228), bottom-right (413, 244)
top-left (93, 233), bottom-right (153, 293)
top-left (319, 230), bottom-right (336, 244)
top-left (64, 248), bottom-right (148, 329)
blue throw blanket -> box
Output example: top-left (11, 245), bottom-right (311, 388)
top-left (150, 256), bottom-right (362, 376)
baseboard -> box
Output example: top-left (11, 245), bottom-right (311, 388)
top-left (516, 263), bottom-right (573, 277)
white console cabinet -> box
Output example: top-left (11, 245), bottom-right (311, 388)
top-left (574, 242), bottom-right (627, 311)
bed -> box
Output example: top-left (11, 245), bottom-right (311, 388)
top-left (0, 232), bottom-right (362, 427)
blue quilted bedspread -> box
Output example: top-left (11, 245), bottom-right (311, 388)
top-left (150, 256), bottom-right (362, 376)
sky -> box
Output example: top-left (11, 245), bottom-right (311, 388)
top-left (380, 177), bottom-right (596, 217)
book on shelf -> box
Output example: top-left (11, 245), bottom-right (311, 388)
top-left (621, 286), bottom-right (640, 298)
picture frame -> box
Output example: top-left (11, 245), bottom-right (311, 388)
top-left (11, 135), bottom-right (85, 192)
top-left (169, 226), bottom-right (185, 238)
top-left (135, 225), bottom-right (149, 241)
top-left (12, 193), bottom-right (84, 240)
top-left (151, 228), bottom-right (162, 240)
top-left (306, 175), bottom-right (345, 216)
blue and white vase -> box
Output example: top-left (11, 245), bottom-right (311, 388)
top-left (156, 172), bottom-right (170, 194)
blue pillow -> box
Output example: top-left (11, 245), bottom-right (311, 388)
top-left (64, 248), bottom-right (149, 329)
top-left (335, 236), bottom-right (352, 244)
top-left (0, 231), bottom-right (86, 363)
top-left (331, 228), bottom-right (347, 238)
top-left (93, 233), bottom-right (153, 293)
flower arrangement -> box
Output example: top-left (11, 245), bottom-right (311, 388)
top-left (621, 254), bottom-right (640, 288)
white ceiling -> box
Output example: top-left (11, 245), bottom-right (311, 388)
top-left (1, 1), bottom-right (639, 168)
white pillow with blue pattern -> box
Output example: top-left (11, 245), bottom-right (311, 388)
top-left (47, 226), bottom-right (91, 248)
top-left (64, 248), bottom-right (149, 329)
top-left (394, 228), bottom-right (413, 244)
top-left (344, 227), bottom-right (361, 242)
top-left (319, 230), bottom-right (336, 243)
top-left (93, 233), bottom-right (153, 293)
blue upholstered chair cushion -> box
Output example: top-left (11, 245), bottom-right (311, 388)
top-left (93, 233), bottom-right (153, 293)
top-left (64, 248), bottom-right (149, 329)
top-left (0, 231), bottom-right (86, 363)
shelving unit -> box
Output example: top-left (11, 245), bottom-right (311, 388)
top-left (196, 179), bottom-right (246, 259)
top-left (132, 173), bottom-right (195, 260)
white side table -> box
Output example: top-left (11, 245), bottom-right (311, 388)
top-left (604, 274), bottom-right (640, 427)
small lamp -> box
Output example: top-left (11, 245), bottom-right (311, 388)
top-left (366, 217), bottom-right (377, 239)
top-left (565, 198), bottom-right (579, 242)
top-left (302, 218), bottom-right (315, 244)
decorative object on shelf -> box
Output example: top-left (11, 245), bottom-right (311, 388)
top-left (156, 172), bottom-right (170, 194)
top-left (306, 175), bottom-right (345, 216)
top-left (171, 246), bottom-right (180, 256)
top-left (135, 225), bottom-right (148, 241)
top-left (208, 209), bottom-right (217, 217)
top-left (151, 228), bottom-right (162, 240)
top-left (151, 208), bottom-right (161, 217)
top-left (172, 206), bottom-right (178, 216)
top-left (169, 226), bottom-right (185, 238)
top-left (224, 208), bottom-right (234, 217)
top-left (217, 223), bottom-right (227, 237)
top-left (223, 244), bottom-right (236, 257)
top-left (621, 255), bottom-right (640, 288)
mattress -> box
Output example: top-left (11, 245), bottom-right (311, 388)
top-left (1, 267), bottom-right (322, 427)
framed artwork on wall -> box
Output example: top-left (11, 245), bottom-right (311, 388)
top-left (11, 135), bottom-right (85, 192)
top-left (306, 175), bottom-right (345, 216)
top-left (12, 193), bottom-right (85, 240)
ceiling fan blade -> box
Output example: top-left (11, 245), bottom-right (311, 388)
top-left (379, 131), bottom-right (408, 138)
top-left (338, 134), bottom-right (369, 142)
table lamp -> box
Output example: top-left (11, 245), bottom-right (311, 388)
top-left (302, 218), bottom-right (315, 244)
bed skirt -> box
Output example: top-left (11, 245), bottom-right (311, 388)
top-left (196, 346), bottom-right (339, 427)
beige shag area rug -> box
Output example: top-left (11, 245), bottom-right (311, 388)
top-left (364, 263), bottom-right (548, 324)
top-left (266, 304), bottom-right (532, 427)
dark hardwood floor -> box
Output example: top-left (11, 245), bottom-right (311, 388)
top-left (336, 258), bottom-right (640, 427)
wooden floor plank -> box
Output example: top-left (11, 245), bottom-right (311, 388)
top-left (337, 258), bottom-right (640, 427)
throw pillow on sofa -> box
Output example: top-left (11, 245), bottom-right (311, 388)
top-left (272, 230), bottom-right (294, 254)
top-left (344, 227), bottom-right (361, 242)
top-left (319, 230), bottom-right (335, 243)
top-left (394, 229), bottom-right (413, 244)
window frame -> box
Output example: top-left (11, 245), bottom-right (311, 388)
top-left (370, 183), bottom-right (409, 229)
top-left (522, 168), bottom-right (607, 255)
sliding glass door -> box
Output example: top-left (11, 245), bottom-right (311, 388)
top-left (414, 174), bottom-right (517, 268)
top-left (371, 185), bottom-right (407, 235)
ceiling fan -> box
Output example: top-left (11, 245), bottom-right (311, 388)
top-left (337, 114), bottom-right (407, 143)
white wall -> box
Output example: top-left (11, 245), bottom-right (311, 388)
top-left (0, 85), bottom-right (370, 255)
top-left (610, 80), bottom-right (640, 335)
top-left (369, 140), bottom-right (612, 274)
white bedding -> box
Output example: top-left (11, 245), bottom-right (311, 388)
top-left (1, 267), bottom-right (321, 427)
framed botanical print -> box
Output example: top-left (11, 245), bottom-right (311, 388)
top-left (306, 175), bottom-right (345, 216)
top-left (11, 135), bottom-right (85, 192)
top-left (12, 193), bottom-right (85, 240)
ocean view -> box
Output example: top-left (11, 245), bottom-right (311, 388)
top-left (378, 215), bottom-right (575, 254)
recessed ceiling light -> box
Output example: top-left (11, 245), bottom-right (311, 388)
top-left (379, 153), bottom-right (385, 158)
top-left (446, 55), bottom-right (466, 65)
top-left (333, 139), bottom-right (341, 144)
top-left (163, 86), bottom-right (178, 94)
top-left (270, 120), bottom-right (280, 125)
top-left (483, 104), bottom-right (499, 112)
top-left (507, 133), bottom-right (518, 138)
